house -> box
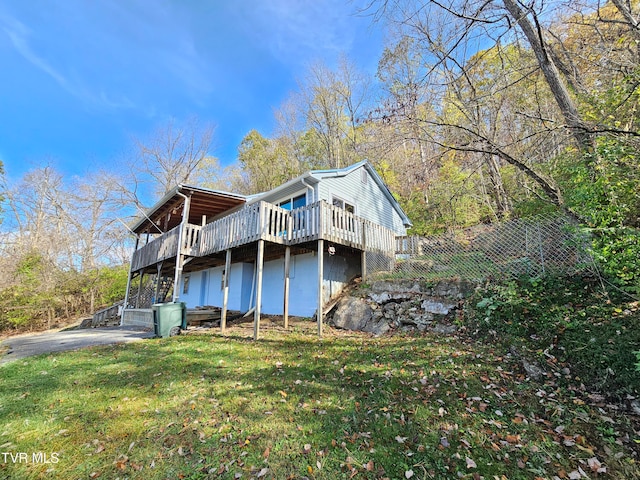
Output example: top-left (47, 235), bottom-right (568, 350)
top-left (121, 160), bottom-right (412, 338)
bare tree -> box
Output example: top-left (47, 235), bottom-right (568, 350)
top-left (128, 117), bottom-right (221, 206)
top-left (298, 58), bottom-right (372, 168)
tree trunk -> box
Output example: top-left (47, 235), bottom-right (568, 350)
top-left (502, 0), bottom-right (593, 151)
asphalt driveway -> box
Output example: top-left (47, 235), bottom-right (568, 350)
top-left (0, 326), bottom-right (155, 364)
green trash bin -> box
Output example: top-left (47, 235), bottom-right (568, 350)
top-left (152, 302), bottom-right (187, 338)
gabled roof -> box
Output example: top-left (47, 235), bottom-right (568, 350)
top-left (131, 185), bottom-right (246, 234)
top-left (131, 161), bottom-right (411, 235)
top-left (249, 160), bottom-right (412, 227)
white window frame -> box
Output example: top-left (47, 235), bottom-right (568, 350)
top-left (331, 195), bottom-right (355, 214)
top-left (276, 190), bottom-right (308, 210)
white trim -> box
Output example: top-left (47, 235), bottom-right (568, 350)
top-left (331, 194), bottom-right (356, 214)
top-left (275, 189), bottom-right (308, 208)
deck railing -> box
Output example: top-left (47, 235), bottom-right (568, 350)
top-left (131, 200), bottom-right (398, 271)
top-left (131, 225), bottom-right (181, 271)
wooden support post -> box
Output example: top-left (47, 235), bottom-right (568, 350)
top-left (317, 238), bottom-right (324, 338)
top-left (122, 235), bottom-right (140, 324)
top-left (283, 245), bottom-right (291, 329)
top-left (154, 262), bottom-right (162, 304)
top-left (361, 220), bottom-right (367, 281)
top-left (172, 193), bottom-right (191, 303)
top-left (221, 248), bottom-right (232, 333)
top-left (136, 271), bottom-right (144, 308)
top-left (253, 239), bottom-right (265, 340)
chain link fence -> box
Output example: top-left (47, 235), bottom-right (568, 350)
top-left (365, 213), bottom-right (593, 281)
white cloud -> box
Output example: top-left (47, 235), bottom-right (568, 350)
top-left (239, 0), bottom-right (359, 65)
top-left (0, 10), bottom-right (136, 111)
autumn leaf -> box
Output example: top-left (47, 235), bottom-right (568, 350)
top-left (405, 470), bottom-right (414, 479)
top-left (256, 467), bottom-right (269, 478)
top-left (365, 460), bottom-right (374, 471)
top-left (466, 457), bottom-right (477, 469)
top-left (588, 457), bottom-right (606, 473)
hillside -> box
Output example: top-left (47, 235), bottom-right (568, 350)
top-left (1, 303), bottom-right (638, 479)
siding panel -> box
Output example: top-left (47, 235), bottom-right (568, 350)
top-left (317, 166), bottom-right (406, 236)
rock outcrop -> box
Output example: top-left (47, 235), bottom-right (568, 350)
top-left (328, 279), bottom-right (476, 336)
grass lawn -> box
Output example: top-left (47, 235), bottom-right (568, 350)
top-left (0, 318), bottom-right (638, 479)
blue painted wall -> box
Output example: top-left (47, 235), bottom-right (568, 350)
top-left (260, 252), bottom-right (318, 317)
top-left (179, 262), bottom-right (253, 312)
top-left (179, 251), bottom-right (360, 318)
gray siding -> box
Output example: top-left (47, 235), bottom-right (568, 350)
top-left (317, 166), bottom-right (407, 236)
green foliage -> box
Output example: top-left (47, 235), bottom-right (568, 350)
top-left (466, 275), bottom-right (640, 398)
top-left (560, 138), bottom-right (640, 293)
top-left (404, 159), bottom-right (494, 235)
top-left (0, 255), bottom-right (129, 332)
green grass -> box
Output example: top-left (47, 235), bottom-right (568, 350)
top-left (1, 319), bottom-right (638, 479)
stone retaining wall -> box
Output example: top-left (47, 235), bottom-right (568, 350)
top-left (328, 279), bottom-right (476, 335)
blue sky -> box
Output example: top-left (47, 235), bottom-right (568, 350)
top-left (0, 0), bottom-right (384, 181)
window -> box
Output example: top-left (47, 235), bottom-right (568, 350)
top-left (278, 193), bottom-right (306, 210)
top-left (331, 196), bottom-right (356, 232)
top-left (361, 168), bottom-right (368, 184)
top-left (332, 196), bottom-right (355, 213)
top-left (183, 275), bottom-right (190, 294)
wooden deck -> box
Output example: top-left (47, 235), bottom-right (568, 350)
top-left (131, 200), bottom-right (396, 272)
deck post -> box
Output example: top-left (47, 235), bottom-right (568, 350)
top-left (136, 271), bottom-right (144, 308)
top-left (221, 248), bottom-right (232, 333)
top-left (283, 245), bottom-right (291, 329)
top-left (172, 193), bottom-right (191, 303)
top-left (122, 235), bottom-right (139, 324)
top-left (317, 238), bottom-right (324, 337)
top-left (153, 262), bottom-right (163, 304)
top-left (361, 220), bottom-right (367, 281)
top-left (253, 239), bottom-right (265, 340)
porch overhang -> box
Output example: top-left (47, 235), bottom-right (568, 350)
top-left (131, 185), bottom-right (247, 235)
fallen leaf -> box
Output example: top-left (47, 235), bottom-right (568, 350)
top-left (505, 434), bottom-right (520, 444)
top-left (405, 470), bottom-right (414, 479)
top-left (466, 457), bottom-right (477, 469)
top-left (365, 460), bottom-right (374, 471)
top-left (263, 447), bottom-right (270, 459)
top-left (256, 467), bottom-right (269, 478)
top-left (587, 457), bottom-right (606, 473)
top-left (395, 435), bottom-right (408, 444)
